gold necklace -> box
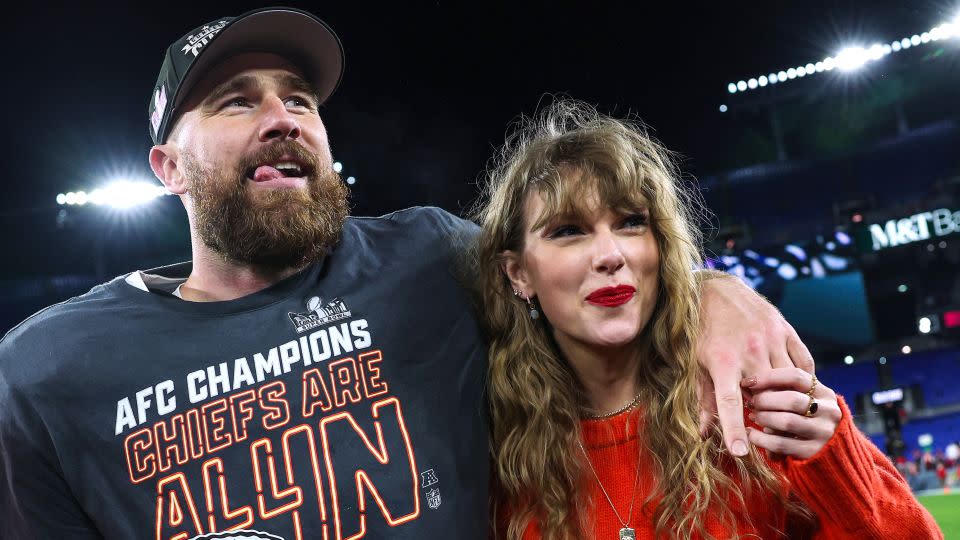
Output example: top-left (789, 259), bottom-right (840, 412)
top-left (578, 440), bottom-right (640, 539)
top-left (581, 391), bottom-right (643, 419)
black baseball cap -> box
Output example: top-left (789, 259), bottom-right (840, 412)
top-left (148, 6), bottom-right (344, 145)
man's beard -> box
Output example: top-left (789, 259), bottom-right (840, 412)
top-left (184, 142), bottom-right (349, 272)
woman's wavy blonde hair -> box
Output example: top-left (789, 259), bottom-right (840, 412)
top-left (470, 99), bottom-right (812, 539)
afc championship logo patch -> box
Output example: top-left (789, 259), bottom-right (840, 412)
top-left (189, 531), bottom-right (285, 540)
top-left (289, 296), bottom-right (352, 333)
top-left (181, 20), bottom-right (228, 57)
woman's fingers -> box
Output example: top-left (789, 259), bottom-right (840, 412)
top-left (742, 366), bottom-right (818, 394)
top-left (747, 426), bottom-right (820, 460)
top-left (748, 410), bottom-right (834, 440)
top-left (748, 390), bottom-right (812, 415)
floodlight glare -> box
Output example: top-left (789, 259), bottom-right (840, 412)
top-left (90, 181), bottom-right (168, 209)
top-left (719, 104), bottom-right (728, 112)
top-left (721, 16), bottom-right (959, 94)
top-left (346, 176), bottom-right (356, 185)
top-left (844, 355), bottom-right (854, 365)
top-left (835, 46), bottom-right (869, 71)
top-left (333, 161), bottom-right (343, 173)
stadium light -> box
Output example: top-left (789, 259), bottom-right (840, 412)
top-left (835, 46), bottom-right (869, 71)
top-left (901, 345), bottom-right (912, 354)
top-left (346, 176), bottom-right (356, 185)
top-left (844, 355), bottom-right (854, 365)
top-left (333, 161), bottom-right (343, 173)
top-left (723, 13), bottom-right (959, 95)
top-left (57, 181), bottom-right (170, 209)
top-left (919, 316), bottom-right (932, 334)
top-left (719, 104), bottom-right (728, 112)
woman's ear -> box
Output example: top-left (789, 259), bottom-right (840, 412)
top-left (501, 250), bottom-right (534, 298)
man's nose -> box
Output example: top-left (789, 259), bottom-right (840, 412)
top-left (258, 96), bottom-right (301, 142)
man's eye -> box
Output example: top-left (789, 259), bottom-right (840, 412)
top-left (548, 225), bottom-right (582, 238)
top-left (285, 96), bottom-right (314, 108)
top-left (222, 97), bottom-right (249, 108)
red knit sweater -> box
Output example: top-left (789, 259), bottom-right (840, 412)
top-left (519, 397), bottom-right (943, 539)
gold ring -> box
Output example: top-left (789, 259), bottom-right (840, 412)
top-left (804, 395), bottom-right (819, 417)
top-left (806, 374), bottom-right (818, 396)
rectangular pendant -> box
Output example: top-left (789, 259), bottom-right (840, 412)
top-left (619, 527), bottom-right (636, 540)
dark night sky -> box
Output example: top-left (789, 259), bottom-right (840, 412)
top-left (1, 1), bottom-right (955, 277)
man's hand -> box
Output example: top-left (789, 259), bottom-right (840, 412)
top-left (696, 273), bottom-right (814, 456)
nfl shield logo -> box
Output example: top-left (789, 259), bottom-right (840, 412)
top-left (426, 488), bottom-right (441, 509)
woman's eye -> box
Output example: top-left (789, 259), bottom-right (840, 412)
top-left (622, 213), bottom-right (649, 228)
top-left (548, 225), bottom-right (582, 238)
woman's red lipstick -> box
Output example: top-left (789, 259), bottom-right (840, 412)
top-left (586, 285), bottom-right (636, 307)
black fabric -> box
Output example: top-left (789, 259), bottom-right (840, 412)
top-left (0, 207), bottom-right (487, 540)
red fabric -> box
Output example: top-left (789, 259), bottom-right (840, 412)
top-left (519, 396), bottom-right (942, 539)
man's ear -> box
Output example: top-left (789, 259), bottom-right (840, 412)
top-left (501, 249), bottom-right (534, 298)
top-left (149, 143), bottom-right (187, 195)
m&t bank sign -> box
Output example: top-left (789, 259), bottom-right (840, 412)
top-left (868, 208), bottom-right (960, 251)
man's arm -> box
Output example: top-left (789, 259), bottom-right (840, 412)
top-left (0, 345), bottom-right (101, 539)
top-left (695, 271), bottom-right (814, 456)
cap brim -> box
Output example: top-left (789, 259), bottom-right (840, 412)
top-left (173, 8), bottom-right (344, 112)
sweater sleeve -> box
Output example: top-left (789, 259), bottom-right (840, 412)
top-left (780, 396), bottom-right (943, 540)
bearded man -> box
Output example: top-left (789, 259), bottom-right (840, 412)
top-left (0, 7), bottom-right (815, 539)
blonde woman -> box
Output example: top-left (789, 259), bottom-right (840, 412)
top-left (473, 99), bottom-right (941, 539)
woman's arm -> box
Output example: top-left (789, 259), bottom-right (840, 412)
top-left (744, 368), bottom-right (943, 539)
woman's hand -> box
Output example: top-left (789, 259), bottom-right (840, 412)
top-left (741, 367), bottom-right (842, 460)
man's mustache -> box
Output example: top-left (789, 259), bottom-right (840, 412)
top-left (234, 142), bottom-right (324, 183)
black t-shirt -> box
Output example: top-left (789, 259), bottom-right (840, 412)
top-left (0, 207), bottom-right (487, 540)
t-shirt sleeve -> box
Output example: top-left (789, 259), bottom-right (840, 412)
top-left (0, 331), bottom-right (101, 539)
top-left (779, 396), bottom-right (943, 539)
top-left (423, 206), bottom-right (480, 254)
top-left (413, 206), bottom-right (481, 284)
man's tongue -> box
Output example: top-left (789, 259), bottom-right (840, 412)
top-left (253, 165), bottom-right (283, 182)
